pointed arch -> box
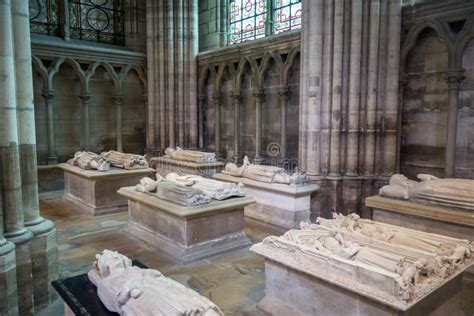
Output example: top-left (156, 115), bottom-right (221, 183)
top-left (48, 57), bottom-right (87, 92)
top-left (86, 62), bottom-right (120, 93)
top-left (281, 48), bottom-right (300, 87)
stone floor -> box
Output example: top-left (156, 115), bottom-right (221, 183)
top-left (36, 192), bottom-right (474, 315)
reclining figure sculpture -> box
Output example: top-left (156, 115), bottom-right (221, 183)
top-left (68, 151), bottom-right (110, 171)
top-left (136, 175), bottom-right (211, 206)
top-left (164, 147), bottom-right (217, 163)
top-left (166, 173), bottom-right (245, 200)
top-left (88, 250), bottom-right (223, 315)
top-left (222, 156), bottom-right (308, 187)
top-left (379, 174), bottom-right (474, 210)
top-left (101, 150), bottom-right (149, 170)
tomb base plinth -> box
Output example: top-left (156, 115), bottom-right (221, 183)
top-left (213, 173), bottom-right (319, 230)
top-left (59, 164), bottom-right (154, 216)
top-left (251, 240), bottom-right (469, 316)
top-left (119, 187), bottom-right (254, 263)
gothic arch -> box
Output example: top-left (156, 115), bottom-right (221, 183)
top-left (86, 62), bottom-right (120, 93)
top-left (453, 16), bottom-right (474, 68)
top-left (31, 55), bottom-right (48, 90)
top-left (281, 48), bottom-right (300, 87)
top-left (400, 20), bottom-right (454, 73)
top-left (48, 57), bottom-right (87, 92)
top-left (119, 65), bottom-right (147, 94)
top-left (257, 52), bottom-right (283, 88)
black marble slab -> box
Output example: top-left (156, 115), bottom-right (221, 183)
top-left (51, 260), bottom-right (147, 316)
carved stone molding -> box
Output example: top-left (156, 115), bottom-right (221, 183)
top-left (445, 69), bottom-right (466, 90)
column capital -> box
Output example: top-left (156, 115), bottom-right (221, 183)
top-left (113, 93), bottom-right (125, 103)
top-left (399, 73), bottom-right (409, 87)
top-left (79, 91), bottom-right (91, 101)
top-left (41, 89), bottom-right (55, 101)
top-left (198, 93), bottom-right (206, 101)
top-left (445, 69), bottom-right (465, 90)
top-left (279, 87), bottom-right (290, 100)
top-left (231, 90), bottom-right (241, 101)
top-left (252, 89), bottom-right (265, 101)
top-left (212, 93), bottom-right (222, 102)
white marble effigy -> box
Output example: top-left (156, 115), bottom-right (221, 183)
top-left (88, 250), bottom-right (223, 315)
top-left (59, 163), bottom-right (154, 216)
top-left (118, 186), bottom-right (254, 263)
top-left (251, 214), bottom-right (473, 315)
top-left (213, 173), bottom-right (319, 230)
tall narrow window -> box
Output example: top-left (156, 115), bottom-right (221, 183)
top-left (70, 0), bottom-right (125, 45)
top-left (29, 0), bottom-right (60, 36)
top-left (229, 0), bottom-right (268, 45)
top-left (273, 0), bottom-right (301, 34)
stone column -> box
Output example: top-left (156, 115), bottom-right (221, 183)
top-left (444, 69), bottom-right (465, 178)
top-left (114, 94), bottom-right (124, 152)
top-left (13, 0), bottom-right (57, 310)
top-left (395, 73), bottom-right (408, 173)
top-left (213, 93), bottom-right (222, 157)
top-left (279, 88), bottom-right (289, 160)
top-left (79, 92), bottom-right (91, 151)
top-left (299, 0), bottom-right (323, 177)
top-left (0, 1), bottom-right (19, 313)
top-left (42, 89), bottom-right (57, 164)
top-left (145, 0), bottom-right (156, 152)
top-left (253, 89), bottom-right (264, 164)
top-left (198, 94), bottom-right (205, 149)
top-left (231, 91), bottom-right (241, 162)
top-left (1, 1), bottom-right (35, 314)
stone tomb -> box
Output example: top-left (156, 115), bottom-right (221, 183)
top-left (118, 187), bottom-right (254, 263)
top-left (60, 163), bottom-right (154, 216)
top-left (251, 215), bottom-right (473, 316)
top-left (213, 173), bottom-right (319, 230)
top-left (151, 156), bottom-right (224, 178)
top-left (366, 195), bottom-right (474, 242)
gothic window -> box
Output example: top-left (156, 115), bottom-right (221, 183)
top-left (273, 0), bottom-right (301, 34)
top-left (229, 0), bottom-right (268, 44)
top-left (29, 0), bottom-right (61, 36)
top-left (228, 0), bottom-right (301, 45)
top-left (69, 0), bottom-right (125, 45)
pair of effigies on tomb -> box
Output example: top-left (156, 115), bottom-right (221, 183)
top-left (136, 148), bottom-right (309, 206)
top-left (256, 212), bottom-right (473, 304)
top-left (68, 150), bottom-right (149, 171)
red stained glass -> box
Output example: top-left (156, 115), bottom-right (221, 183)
top-left (273, 0), bottom-right (301, 34)
top-left (229, 0), bottom-right (267, 44)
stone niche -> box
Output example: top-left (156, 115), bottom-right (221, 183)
top-left (251, 215), bottom-right (473, 316)
top-left (60, 163), bottom-right (154, 215)
top-left (213, 173), bottom-right (319, 230)
top-left (119, 187), bottom-right (255, 263)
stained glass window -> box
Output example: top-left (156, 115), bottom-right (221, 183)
top-left (70, 0), bottom-right (125, 45)
top-left (229, 0), bottom-right (268, 44)
top-left (273, 0), bottom-right (301, 34)
top-left (29, 0), bottom-right (60, 36)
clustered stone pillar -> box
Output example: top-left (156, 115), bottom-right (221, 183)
top-left (198, 94), bottom-right (205, 149)
top-left (0, 0), bottom-right (58, 314)
top-left (299, 0), bottom-right (402, 217)
top-left (444, 69), bottom-right (465, 178)
top-left (253, 89), bottom-right (265, 164)
top-left (231, 91), bottom-right (241, 162)
top-left (145, 0), bottom-right (199, 154)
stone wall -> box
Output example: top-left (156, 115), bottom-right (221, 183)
top-left (198, 0), bottom-right (226, 52)
top-left (198, 32), bottom-right (301, 165)
top-left (400, 0), bottom-right (474, 179)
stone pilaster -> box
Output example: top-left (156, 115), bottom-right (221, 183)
top-left (253, 89), bottom-right (265, 164)
top-left (213, 93), bottom-right (222, 158)
top-left (231, 91), bottom-right (241, 163)
top-left (79, 92), bottom-right (91, 151)
top-left (278, 88), bottom-right (289, 160)
top-left (444, 69), bottom-right (465, 178)
top-left (113, 94), bottom-right (125, 152)
top-left (41, 90), bottom-right (58, 165)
